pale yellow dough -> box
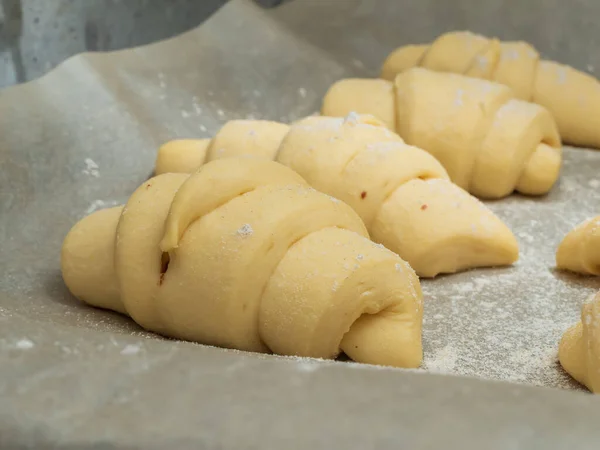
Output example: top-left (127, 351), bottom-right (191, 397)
top-left (380, 30), bottom-right (600, 149)
top-left (321, 68), bottom-right (562, 199)
top-left (556, 216), bottom-right (600, 276)
top-left (153, 115), bottom-right (519, 278)
top-left (62, 158), bottom-right (423, 368)
top-left (559, 291), bottom-right (600, 393)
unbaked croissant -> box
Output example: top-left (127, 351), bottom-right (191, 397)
top-left (559, 291), bottom-right (600, 393)
top-left (155, 114), bottom-right (519, 278)
top-left (380, 30), bottom-right (600, 149)
top-left (61, 158), bottom-right (424, 368)
top-left (556, 216), bottom-right (600, 276)
top-left (321, 68), bottom-right (562, 199)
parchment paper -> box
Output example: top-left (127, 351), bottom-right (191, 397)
top-left (2, 0), bottom-right (600, 448)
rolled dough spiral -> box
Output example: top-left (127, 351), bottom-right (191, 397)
top-left (559, 291), bottom-right (600, 393)
top-left (154, 115), bottom-right (518, 278)
top-left (61, 158), bottom-right (424, 368)
top-left (556, 216), bottom-right (600, 276)
top-left (380, 30), bottom-right (600, 149)
top-left (322, 68), bottom-right (562, 199)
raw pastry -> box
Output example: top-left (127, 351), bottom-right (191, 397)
top-left (155, 115), bottom-right (519, 277)
top-left (380, 30), bottom-right (600, 148)
top-left (155, 139), bottom-right (211, 175)
top-left (61, 158), bottom-right (424, 368)
top-left (556, 216), bottom-right (600, 276)
top-left (155, 121), bottom-right (289, 174)
top-left (321, 68), bottom-right (562, 199)
top-left (559, 291), bottom-right (600, 393)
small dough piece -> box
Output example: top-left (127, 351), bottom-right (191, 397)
top-left (154, 120), bottom-right (290, 175)
top-left (556, 216), bottom-right (600, 276)
top-left (380, 30), bottom-right (600, 148)
top-left (321, 68), bottom-right (562, 199)
top-left (559, 291), bottom-right (600, 393)
top-left (153, 115), bottom-right (519, 277)
top-left (205, 120), bottom-right (290, 162)
top-left (155, 139), bottom-right (210, 174)
top-left (321, 79), bottom-right (396, 130)
top-left (62, 158), bottom-right (423, 368)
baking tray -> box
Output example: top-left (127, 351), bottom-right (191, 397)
top-left (1, 0), bottom-right (600, 448)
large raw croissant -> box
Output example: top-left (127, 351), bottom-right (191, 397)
top-left (380, 30), bottom-right (600, 149)
top-left (61, 158), bottom-right (424, 368)
top-left (556, 216), bottom-right (600, 276)
top-left (155, 115), bottom-right (519, 278)
top-left (559, 291), bottom-right (600, 393)
top-left (321, 68), bottom-right (562, 199)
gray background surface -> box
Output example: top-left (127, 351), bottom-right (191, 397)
top-left (0, 0), bottom-right (229, 88)
top-left (1, 0), bottom-right (600, 448)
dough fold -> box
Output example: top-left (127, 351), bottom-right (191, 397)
top-left (62, 158), bottom-right (423, 368)
top-left (380, 30), bottom-right (600, 149)
top-left (556, 216), bottom-right (600, 276)
top-left (321, 68), bottom-right (562, 199)
top-left (559, 291), bottom-right (600, 393)
top-left (154, 115), bottom-right (519, 278)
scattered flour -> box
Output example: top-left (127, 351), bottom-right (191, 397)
top-left (15, 339), bottom-right (34, 350)
top-left (192, 97), bottom-right (203, 115)
top-left (237, 223), bottom-right (254, 237)
top-left (298, 87), bottom-right (307, 98)
top-left (419, 157), bottom-right (596, 390)
top-left (475, 55), bottom-right (488, 69)
top-left (344, 111), bottom-right (361, 124)
top-left (454, 89), bottom-right (464, 107)
top-left (556, 66), bottom-right (568, 84)
top-left (83, 158), bottom-right (100, 177)
top-left (423, 345), bottom-right (458, 373)
top-left (120, 344), bottom-right (141, 355)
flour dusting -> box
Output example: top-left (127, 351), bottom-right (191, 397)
top-left (237, 223), bottom-right (254, 237)
top-left (15, 339), bottom-right (34, 350)
top-left (423, 345), bottom-right (458, 373)
top-left (83, 158), bottom-right (100, 177)
top-left (419, 148), bottom-right (599, 391)
top-left (121, 344), bottom-right (141, 355)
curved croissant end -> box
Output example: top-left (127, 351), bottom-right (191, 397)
top-left (559, 291), bottom-right (600, 393)
top-left (62, 158), bottom-right (423, 368)
top-left (321, 68), bottom-right (562, 199)
top-left (278, 115), bottom-right (519, 277)
top-left (556, 216), bottom-right (600, 276)
top-left (155, 139), bottom-right (211, 175)
top-left (380, 30), bottom-right (600, 148)
top-left (381, 44), bottom-right (428, 81)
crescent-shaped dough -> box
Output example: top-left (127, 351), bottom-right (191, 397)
top-left (380, 30), bottom-right (600, 149)
top-left (154, 115), bottom-right (519, 278)
top-left (556, 216), bottom-right (600, 276)
top-left (559, 291), bottom-right (600, 393)
top-left (62, 158), bottom-right (423, 368)
top-left (321, 68), bottom-right (562, 199)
